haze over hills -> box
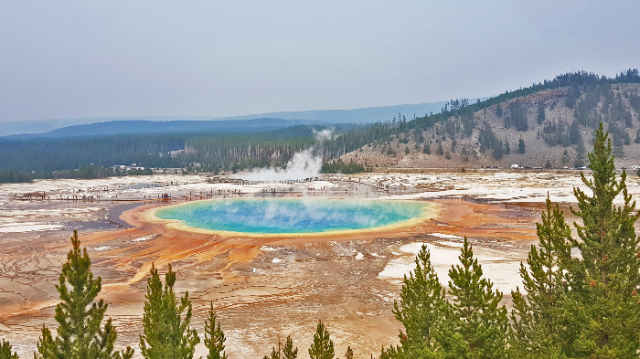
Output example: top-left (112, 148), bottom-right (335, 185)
top-left (214, 101), bottom-right (452, 124)
top-left (2, 70), bottom-right (640, 182)
top-left (9, 119), bottom-right (320, 139)
top-left (0, 101), bottom-right (454, 137)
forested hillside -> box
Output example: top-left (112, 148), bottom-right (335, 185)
top-left (0, 124), bottom-right (357, 182)
top-left (328, 69), bottom-right (640, 169)
top-left (2, 70), bottom-right (640, 183)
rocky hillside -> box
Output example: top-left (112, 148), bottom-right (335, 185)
top-left (337, 77), bottom-right (640, 170)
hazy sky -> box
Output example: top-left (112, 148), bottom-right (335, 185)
top-left (1, 0), bottom-right (639, 122)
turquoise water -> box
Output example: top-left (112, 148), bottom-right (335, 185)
top-left (155, 198), bottom-right (426, 234)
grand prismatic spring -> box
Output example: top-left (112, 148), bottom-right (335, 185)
top-left (153, 198), bottom-right (430, 235)
top-left (1, 173), bottom-right (603, 357)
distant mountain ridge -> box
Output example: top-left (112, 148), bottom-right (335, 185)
top-left (12, 118), bottom-right (319, 139)
top-left (0, 101), bottom-right (459, 137)
top-left (216, 102), bottom-right (454, 124)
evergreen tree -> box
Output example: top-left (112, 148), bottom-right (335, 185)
top-left (440, 238), bottom-right (509, 359)
top-left (509, 102), bottom-right (529, 131)
top-left (509, 200), bottom-right (572, 358)
top-left (492, 140), bottom-right (503, 160)
top-left (308, 321), bottom-right (334, 359)
top-left (565, 123), bottom-right (640, 358)
top-left (344, 346), bottom-right (354, 359)
top-left (565, 87), bottom-right (578, 108)
top-left (139, 263), bottom-right (200, 359)
top-left (35, 230), bottom-right (133, 359)
top-left (575, 141), bottom-right (587, 167)
top-left (518, 139), bottom-right (526, 154)
top-left (384, 245), bottom-right (444, 358)
top-left (437, 143), bottom-right (444, 156)
top-left (282, 336), bottom-right (298, 359)
top-left (478, 123), bottom-right (497, 154)
top-left (263, 348), bottom-right (280, 359)
top-left (569, 120), bottom-right (582, 145)
top-left (204, 303), bottom-right (227, 359)
top-left (562, 149), bottom-right (571, 164)
top-left (496, 104), bottom-right (503, 118)
top-left (537, 102), bottom-right (546, 124)
top-left (423, 144), bottom-right (431, 155)
top-left (505, 141), bottom-right (511, 155)
top-left (0, 339), bottom-right (18, 359)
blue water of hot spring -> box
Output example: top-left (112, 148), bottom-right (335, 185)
top-left (155, 198), bottom-right (428, 234)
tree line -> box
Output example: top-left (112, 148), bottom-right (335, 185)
top-left (2, 125), bottom-right (640, 358)
top-left (1, 70), bottom-right (639, 182)
top-left (0, 125), bottom-right (355, 182)
top-left (320, 69), bottom-right (640, 159)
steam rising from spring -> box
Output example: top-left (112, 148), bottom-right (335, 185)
top-left (313, 128), bottom-right (334, 141)
top-left (238, 149), bottom-right (322, 181)
top-left (238, 128), bottom-right (334, 181)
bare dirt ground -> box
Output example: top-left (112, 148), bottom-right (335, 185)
top-left (0, 172), bottom-right (635, 358)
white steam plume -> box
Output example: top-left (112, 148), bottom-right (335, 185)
top-left (238, 149), bottom-right (322, 181)
top-left (238, 127), bottom-right (334, 181)
top-left (313, 128), bottom-right (334, 141)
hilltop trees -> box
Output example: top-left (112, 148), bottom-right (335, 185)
top-left (34, 230), bottom-right (133, 359)
top-left (565, 86), bottom-right (579, 108)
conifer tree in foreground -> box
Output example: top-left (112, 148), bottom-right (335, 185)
top-left (509, 199), bottom-right (572, 358)
top-left (565, 123), bottom-right (640, 358)
top-left (139, 263), bottom-right (200, 359)
top-left (308, 321), bottom-right (334, 359)
top-left (0, 339), bottom-right (18, 359)
top-left (204, 303), bottom-right (227, 359)
top-left (263, 348), bottom-right (280, 359)
top-left (344, 346), bottom-right (354, 359)
top-left (439, 238), bottom-right (509, 359)
top-left (282, 336), bottom-right (298, 359)
top-left (383, 245), bottom-right (443, 358)
top-left (35, 230), bottom-right (133, 359)
top-left (263, 335), bottom-right (298, 359)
